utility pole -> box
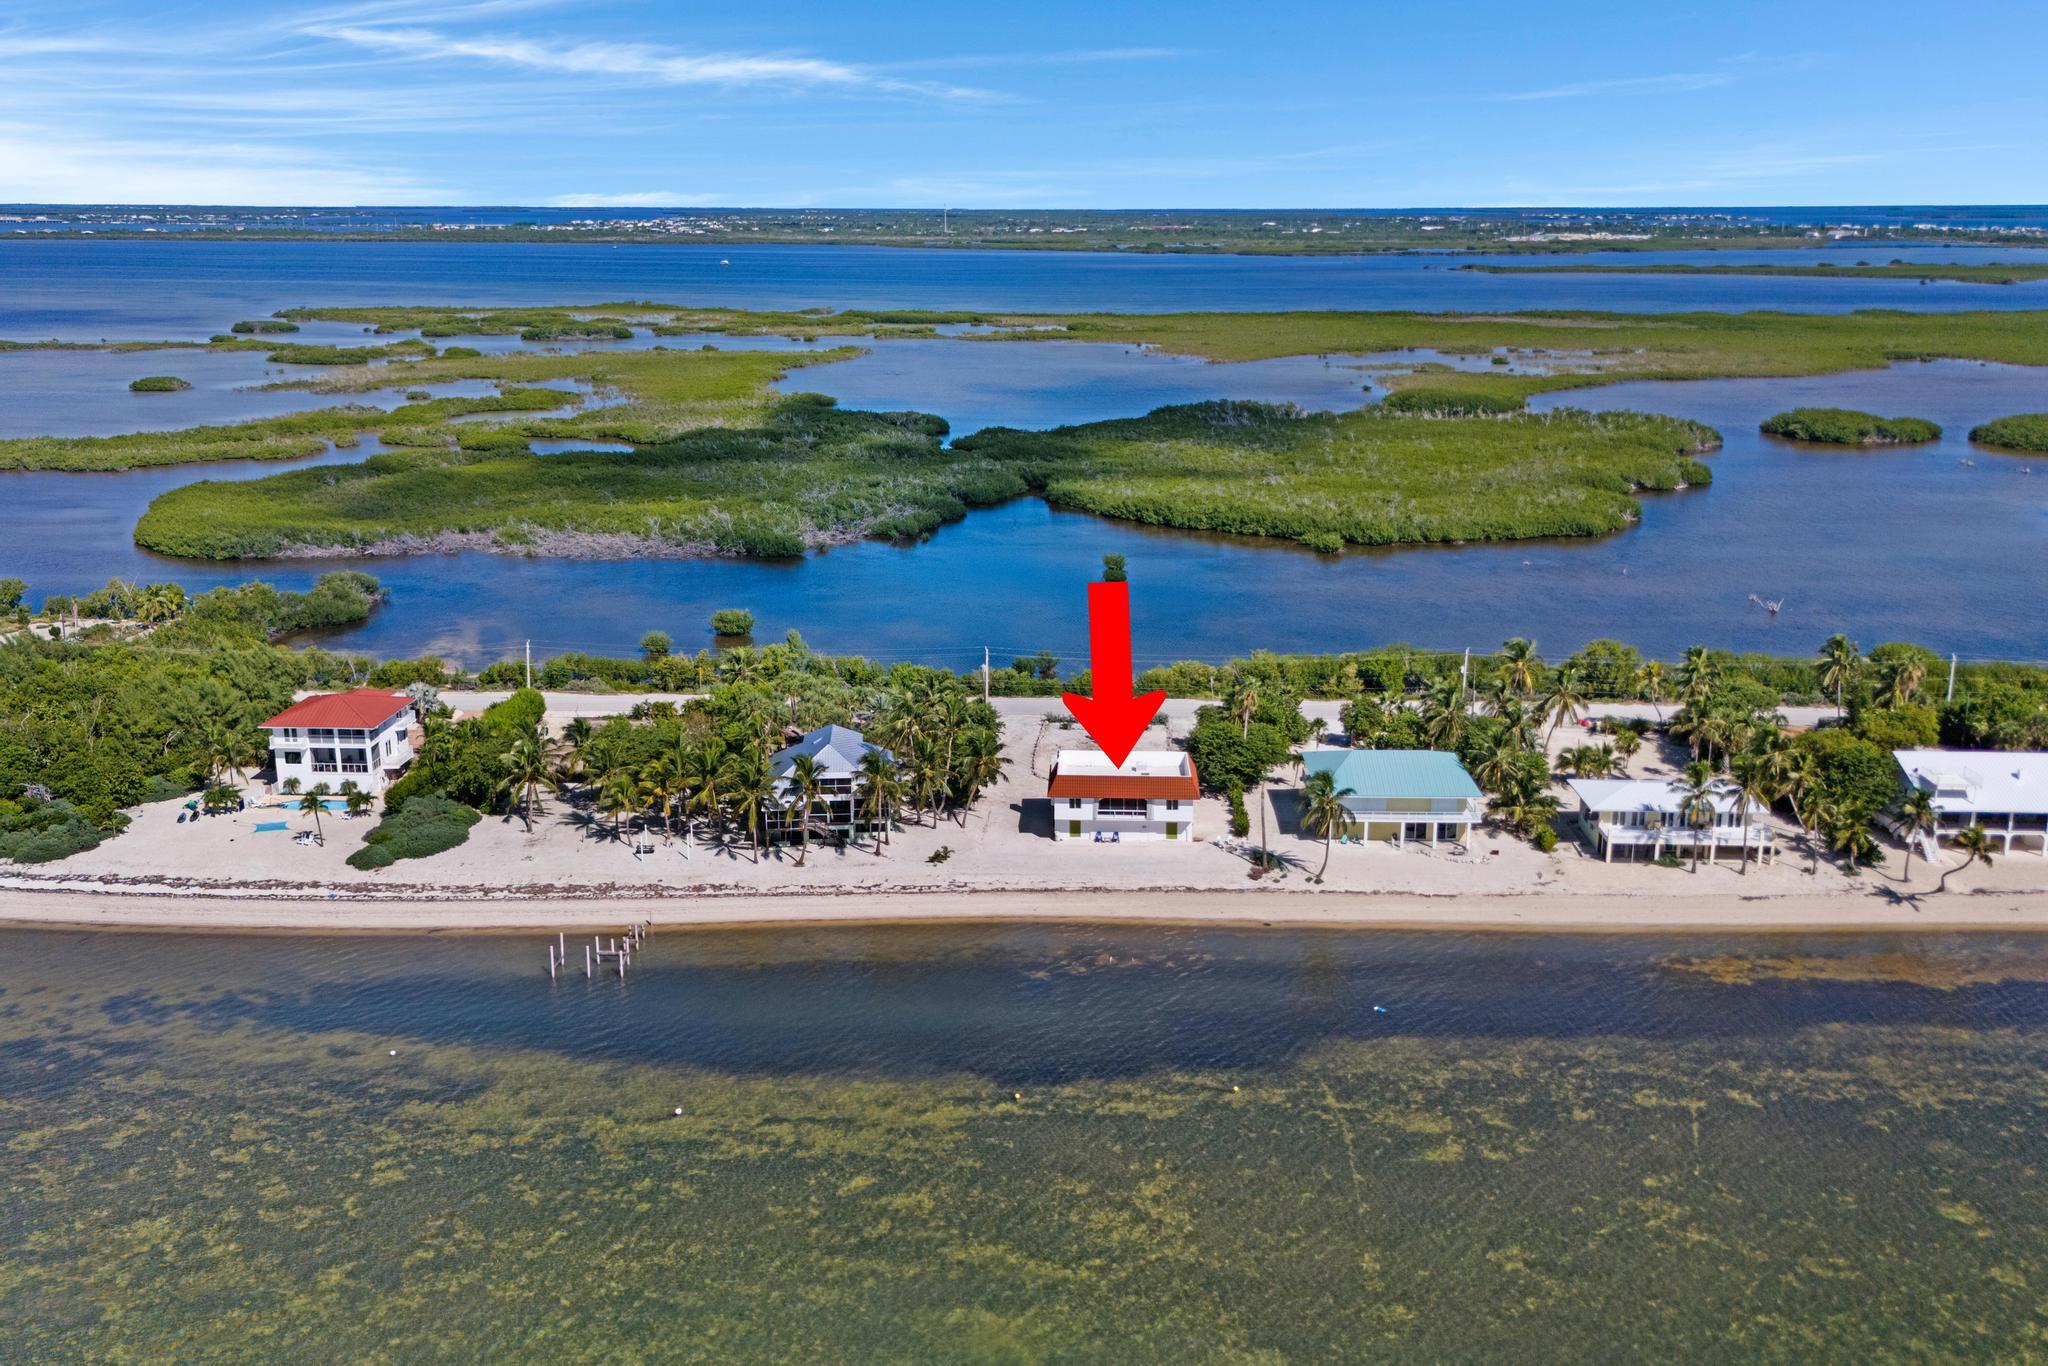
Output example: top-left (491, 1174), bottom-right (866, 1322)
top-left (1946, 653), bottom-right (1957, 702)
top-left (943, 207), bottom-right (950, 235)
top-left (1460, 646), bottom-right (1470, 697)
top-left (525, 639), bottom-right (532, 690)
top-left (982, 647), bottom-right (992, 703)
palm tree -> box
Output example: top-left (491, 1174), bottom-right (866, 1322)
top-left (137, 582), bottom-right (185, 624)
top-left (1636, 661), bottom-right (1668, 722)
top-left (596, 768), bottom-right (639, 844)
top-left (1802, 795), bottom-right (1837, 876)
top-left (1676, 760), bottom-right (1721, 874)
top-left (1817, 635), bottom-right (1859, 719)
top-left (1226, 673), bottom-right (1260, 739)
top-left (560, 717), bottom-right (594, 771)
top-left (1938, 825), bottom-right (1996, 893)
top-left (1676, 645), bottom-right (1717, 707)
top-left (1498, 638), bottom-right (1543, 699)
top-left (786, 753), bottom-right (825, 866)
top-left (721, 752), bottom-right (776, 862)
top-left (1541, 664), bottom-right (1589, 750)
top-left (639, 753), bottom-right (683, 842)
top-left (1470, 732), bottom-right (1527, 796)
top-left (1894, 786), bottom-right (1937, 882)
top-left (1727, 752), bottom-right (1776, 875)
top-left (1298, 769), bottom-right (1355, 882)
top-left (1611, 727), bottom-right (1642, 774)
top-left (1829, 813), bottom-right (1880, 873)
top-left (1420, 674), bottom-right (1467, 750)
top-left (856, 747), bottom-right (900, 852)
top-left (498, 728), bottom-right (550, 833)
top-left (1879, 655), bottom-right (1927, 709)
top-left (298, 782), bottom-right (331, 841)
top-left (345, 788), bottom-right (373, 820)
top-left (686, 737), bottom-right (731, 842)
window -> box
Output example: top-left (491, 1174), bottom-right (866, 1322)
top-left (1068, 798), bottom-right (1082, 810)
top-left (1097, 798), bottom-right (1149, 817)
top-left (1165, 799), bottom-right (1181, 810)
top-left (280, 751), bottom-right (302, 766)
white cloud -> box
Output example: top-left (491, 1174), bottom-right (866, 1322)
top-left (0, 123), bottom-right (437, 204)
top-left (1492, 70), bottom-right (1740, 102)
top-left (308, 24), bottom-right (994, 99)
top-left (544, 192), bottom-right (725, 208)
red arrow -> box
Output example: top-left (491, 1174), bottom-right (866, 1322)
top-left (1062, 580), bottom-right (1166, 768)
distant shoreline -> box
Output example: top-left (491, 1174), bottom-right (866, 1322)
top-left (3, 886), bottom-right (2043, 936)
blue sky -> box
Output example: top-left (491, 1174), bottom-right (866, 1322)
top-left (3, 0), bottom-right (2043, 207)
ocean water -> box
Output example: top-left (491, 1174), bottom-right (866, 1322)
top-left (9, 239), bottom-right (2048, 342)
top-left (3, 923), bottom-right (2045, 1358)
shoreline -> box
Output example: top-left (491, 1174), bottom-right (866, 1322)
top-left (3, 885), bottom-right (2044, 936)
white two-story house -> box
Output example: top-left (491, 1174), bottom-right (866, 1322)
top-left (1894, 750), bottom-right (2048, 857)
top-left (262, 689), bottom-right (417, 796)
top-left (1566, 777), bottom-right (1776, 864)
top-left (764, 724), bottom-right (895, 845)
top-left (1048, 750), bottom-right (1198, 843)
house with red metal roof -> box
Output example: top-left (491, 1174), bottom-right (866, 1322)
top-left (261, 689), bottom-right (417, 796)
top-left (1047, 750), bottom-right (1198, 843)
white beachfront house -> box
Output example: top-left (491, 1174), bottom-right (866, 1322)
top-left (1566, 777), bottom-right (1776, 863)
top-left (1297, 749), bottom-right (1483, 848)
top-left (262, 689), bottom-right (416, 796)
top-left (1894, 750), bottom-right (2048, 857)
top-left (764, 724), bottom-right (895, 845)
top-left (1048, 750), bottom-right (1198, 843)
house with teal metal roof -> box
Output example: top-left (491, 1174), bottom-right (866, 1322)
top-left (1298, 749), bottom-right (1484, 848)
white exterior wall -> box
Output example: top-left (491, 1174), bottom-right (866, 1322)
top-left (1052, 796), bottom-right (1195, 842)
top-left (268, 710), bottom-right (415, 796)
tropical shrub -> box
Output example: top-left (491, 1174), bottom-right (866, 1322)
top-left (0, 798), bottom-right (118, 863)
top-left (711, 609), bottom-right (756, 636)
top-left (1760, 408), bottom-right (1940, 445)
top-left (1968, 413), bottom-right (2048, 452)
top-left (346, 795), bottom-right (481, 870)
top-left (128, 376), bottom-right (191, 393)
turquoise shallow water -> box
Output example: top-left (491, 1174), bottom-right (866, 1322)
top-left (2, 924), bottom-right (2045, 1359)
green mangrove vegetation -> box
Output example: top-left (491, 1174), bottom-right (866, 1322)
top-left (0, 388), bottom-right (588, 471)
top-left (0, 339), bottom-right (859, 471)
top-left (1759, 408), bottom-right (1942, 445)
top-left (229, 318), bottom-right (300, 334)
top-left (133, 397), bottom-right (998, 558)
top-left (135, 396), bottom-right (1720, 559)
top-left (126, 374), bottom-right (191, 393)
top-left (956, 399), bottom-right (1718, 551)
top-left (1967, 413), bottom-right (2048, 452)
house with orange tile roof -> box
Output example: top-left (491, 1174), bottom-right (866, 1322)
top-left (261, 689), bottom-right (417, 796)
top-left (1047, 750), bottom-right (1198, 843)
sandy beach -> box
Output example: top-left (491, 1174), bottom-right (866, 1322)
top-left (7, 692), bottom-right (2041, 934)
top-left (2, 886), bottom-right (2044, 935)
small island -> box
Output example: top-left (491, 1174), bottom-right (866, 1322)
top-left (1760, 408), bottom-right (1941, 446)
top-left (127, 375), bottom-right (192, 393)
top-left (229, 319), bottom-right (300, 334)
top-left (1967, 413), bottom-right (2048, 452)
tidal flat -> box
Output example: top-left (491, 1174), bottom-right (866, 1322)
top-left (2, 925), bottom-right (2044, 1359)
